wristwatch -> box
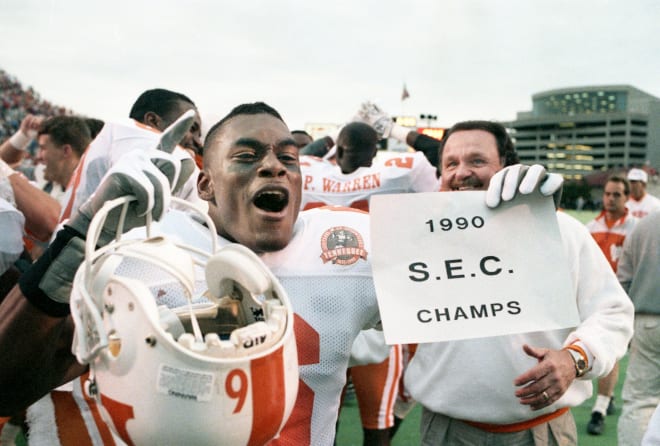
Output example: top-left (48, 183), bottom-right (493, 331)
top-left (567, 348), bottom-right (588, 377)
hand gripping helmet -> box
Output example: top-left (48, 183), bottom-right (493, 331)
top-left (70, 195), bottom-right (298, 446)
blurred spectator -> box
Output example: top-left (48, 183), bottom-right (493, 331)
top-left (34, 116), bottom-right (92, 204)
top-left (291, 129), bottom-right (314, 148)
top-left (0, 68), bottom-right (73, 142)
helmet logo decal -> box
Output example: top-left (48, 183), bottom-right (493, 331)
top-left (320, 226), bottom-right (368, 265)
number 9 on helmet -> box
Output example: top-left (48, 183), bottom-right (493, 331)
top-left (70, 197), bottom-right (298, 446)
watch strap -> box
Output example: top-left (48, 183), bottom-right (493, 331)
top-left (565, 345), bottom-right (589, 377)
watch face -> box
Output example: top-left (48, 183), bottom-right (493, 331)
top-left (569, 349), bottom-right (587, 376)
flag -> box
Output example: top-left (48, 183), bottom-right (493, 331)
top-left (401, 84), bottom-right (410, 101)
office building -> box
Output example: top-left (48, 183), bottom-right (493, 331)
top-left (503, 85), bottom-right (660, 180)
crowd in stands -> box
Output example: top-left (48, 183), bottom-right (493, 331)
top-left (0, 69), bottom-right (73, 141)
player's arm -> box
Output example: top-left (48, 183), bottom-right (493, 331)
top-left (408, 132), bottom-right (440, 169)
top-left (355, 101), bottom-right (440, 168)
top-left (0, 286), bottom-right (85, 414)
top-left (0, 146), bottom-right (184, 414)
top-left (8, 172), bottom-right (61, 241)
top-left (0, 114), bottom-right (43, 166)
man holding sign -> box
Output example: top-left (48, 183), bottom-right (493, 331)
top-left (371, 121), bottom-right (634, 445)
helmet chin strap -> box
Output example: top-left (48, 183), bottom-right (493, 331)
top-left (186, 293), bottom-right (205, 348)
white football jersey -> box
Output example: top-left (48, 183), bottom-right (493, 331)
top-left (626, 193), bottom-right (660, 219)
top-left (62, 119), bottom-right (205, 222)
top-left (300, 151), bottom-right (439, 211)
top-left (0, 197), bottom-right (24, 274)
top-left (156, 206), bottom-right (380, 446)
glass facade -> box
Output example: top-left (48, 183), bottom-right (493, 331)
top-left (533, 90), bottom-right (627, 117)
top-left (504, 86), bottom-right (660, 181)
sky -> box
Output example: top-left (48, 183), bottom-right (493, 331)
top-left (1, 0), bottom-right (659, 135)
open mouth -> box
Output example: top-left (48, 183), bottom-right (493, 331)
top-left (253, 189), bottom-right (289, 213)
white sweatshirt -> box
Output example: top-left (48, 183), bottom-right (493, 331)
top-left (404, 211), bottom-right (634, 424)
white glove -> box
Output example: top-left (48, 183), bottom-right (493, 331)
top-left (355, 101), bottom-right (394, 139)
top-left (158, 109), bottom-right (197, 195)
top-left (485, 164), bottom-right (564, 208)
top-left (68, 149), bottom-right (180, 246)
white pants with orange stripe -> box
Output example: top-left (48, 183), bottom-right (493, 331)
top-left (348, 344), bottom-right (403, 430)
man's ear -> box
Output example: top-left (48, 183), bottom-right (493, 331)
top-left (336, 146), bottom-right (344, 161)
top-left (61, 144), bottom-right (73, 157)
top-left (197, 170), bottom-right (215, 204)
top-left (143, 112), bottom-right (163, 130)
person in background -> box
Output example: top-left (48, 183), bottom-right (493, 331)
top-left (584, 175), bottom-right (638, 435)
top-left (626, 168), bottom-right (660, 219)
top-left (355, 101), bottom-right (442, 172)
top-left (128, 88), bottom-right (203, 164)
top-left (641, 403), bottom-right (660, 446)
top-left (300, 121), bottom-right (438, 212)
top-left (34, 116), bottom-right (92, 204)
top-left (616, 210), bottom-right (660, 446)
top-left (291, 129), bottom-right (314, 149)
top-left (63, 87), bottom-right (204, 222)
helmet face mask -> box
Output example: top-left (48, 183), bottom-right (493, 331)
top-left (70, 197), bottom-right (298, 446)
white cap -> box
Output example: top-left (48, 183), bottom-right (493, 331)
top-left (627, 168), bottom-right (648, 183)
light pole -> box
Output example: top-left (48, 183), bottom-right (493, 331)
top-left (419, 114), bottom-right (438, 127)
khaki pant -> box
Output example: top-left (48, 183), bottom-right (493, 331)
top-left (618, 314), bottom-right (660, 446)
top-left (420, 407), bottom-right (577, 446)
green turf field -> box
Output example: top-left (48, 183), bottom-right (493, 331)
top-left (337, 353), bottom-right (628, 445)
top-left (564, 209), bottom-right (599, 224)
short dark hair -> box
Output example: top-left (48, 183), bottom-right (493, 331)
top-left (129, 88), bottom-right (196, 123)
top-left (38, 116), bottom-right (92, 157)
top-left (204, 102), bottom-right (285, 148)
top-left (606, 175), bottom-right (630, 195)
top-left (85, 118), bottom-right (105, 139)
top-left (291, 130), bottom-right (312, 138)
top-left (438, 120), bottom-right (519, 170)
top-left (337, 122), bottom-right (378, 151)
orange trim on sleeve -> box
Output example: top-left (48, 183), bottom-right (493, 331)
top-left (564, 344), bottom-right (589, 369)
top-left (60, 151), bottom-right (87, 222)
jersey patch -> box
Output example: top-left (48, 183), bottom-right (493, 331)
top-left (320, 226), bottom-right (368, 265)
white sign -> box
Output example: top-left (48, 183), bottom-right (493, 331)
top-left (370, 191), bottom-right (579, 344)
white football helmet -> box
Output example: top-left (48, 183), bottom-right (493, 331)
top-left (70, 196), bottom-right (298, 446)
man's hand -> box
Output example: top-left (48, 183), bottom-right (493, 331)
top-left (354, 101), bottom-right (394, 139)
top-left (486, 164), bottom-right (564, 208)
top-left (513, 344), bottom-right (576, 411)
top-left (19, 114), bottom-right (44, 139)
top-left (68, 149), bottom-right (180, 246)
